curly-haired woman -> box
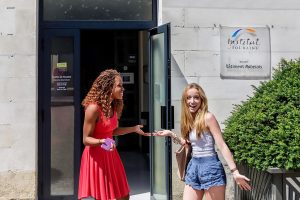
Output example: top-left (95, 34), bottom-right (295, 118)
top-left (154, 83), bottom-right (251, 200)
top-left (78, 69), bottom-right (149, 200)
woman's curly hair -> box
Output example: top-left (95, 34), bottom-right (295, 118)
top-left (81, 69), bottom-right (123, 118)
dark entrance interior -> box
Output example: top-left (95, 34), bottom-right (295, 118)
top-left (80, 30), bottom-right (150, 196)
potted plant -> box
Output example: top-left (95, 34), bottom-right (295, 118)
top-left (223, 59), bottom-right (300, 200)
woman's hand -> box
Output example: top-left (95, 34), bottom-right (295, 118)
top-left (104, 142), bottom-right (116, 151)
top-left (109, 143), bottom-right (116, 151)
top-left (99, 138), bottom-right (116, 151)
top-left (153, 130), bottom-right (173, 137)
top-left (153, 130), bottom-right (185, 145)
top-left (133, 125), bottom-right (151, 136)
top-left (233, 171), bottom-right (252, 190)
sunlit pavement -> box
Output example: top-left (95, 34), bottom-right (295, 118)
top-left (130, 192), bottom-right (150, 200)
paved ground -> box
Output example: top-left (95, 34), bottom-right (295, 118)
top-left (130, 192), bottom-right (151, 200)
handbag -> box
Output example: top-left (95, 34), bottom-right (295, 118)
top-left (175, 144), bottom-right (192, 181)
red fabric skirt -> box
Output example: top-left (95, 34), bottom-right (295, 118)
top-left (78, 146), bottom-right (130, 200)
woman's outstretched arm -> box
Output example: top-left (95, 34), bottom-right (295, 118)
top-left (153, 130), bottom-right (188, 145)
top-left (206, 112), bottom-right (251, 191)
top-left (113, 125), bottom-right (150, 136)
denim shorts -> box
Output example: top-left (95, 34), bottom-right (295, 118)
top-left (185, 155), bottom-right (226, 190)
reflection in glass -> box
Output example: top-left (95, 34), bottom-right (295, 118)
top-left (51, 106), bottom-right (74, 195)
top-left (152, 33), bottom-right (167, 200)
top-left (50, 37), bottom-right (74, 195)
top-left (44, 0), bottom-right (152, 21)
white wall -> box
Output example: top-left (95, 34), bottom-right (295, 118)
top-left (162, 1), bottom-right (300, 199)
top-left (0, 0), bottom-right (37, 199)
top-left (164, 0), bottom-right (300, 124)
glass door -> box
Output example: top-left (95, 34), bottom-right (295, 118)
top-left (38, 29), bottom-right (81, 200)
top-left (149, 23), bottom-right (173, 200)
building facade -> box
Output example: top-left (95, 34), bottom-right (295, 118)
top-left (0, 0), bottom-right (300, 199)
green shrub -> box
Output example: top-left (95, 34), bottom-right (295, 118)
top-left (223, 59), bottom-right (300, 170)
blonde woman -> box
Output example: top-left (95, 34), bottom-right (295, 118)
top-left (154, 83), bottom-right (251, 200)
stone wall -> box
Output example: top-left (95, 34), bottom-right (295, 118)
top-left (0, 0), bottom-right (37, 199)
top-left (0, 171), bottom-right (36, 200)
top-left (162, 0), bottom-right (300, 199)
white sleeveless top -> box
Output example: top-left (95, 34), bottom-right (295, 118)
top-left (189, 129), bottom-right (217, 157)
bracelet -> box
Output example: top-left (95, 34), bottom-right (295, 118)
top-left (172, 133), bottom-right (181, 144)
top-left (230, 167), bottom-right (238, 173)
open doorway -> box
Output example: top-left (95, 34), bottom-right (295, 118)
top-left (80, 30), bottom-right (150, 196)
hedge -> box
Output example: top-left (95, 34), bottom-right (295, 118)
top-left (223, 59), bottom-right (300, 170)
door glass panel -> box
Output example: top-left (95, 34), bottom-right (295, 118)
top-left (50, 37), bottom-right (74, 195)
top-left (43, 0), bottom-right (152, 21)
top-left (151, 33), bottom-right (167, 200)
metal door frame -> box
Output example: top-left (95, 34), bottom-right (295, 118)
top-left (149, 23), bottom-right (172, 200)
top-left (38, 29), bottom-right (81, 200)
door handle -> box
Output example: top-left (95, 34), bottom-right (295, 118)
top-left (169, 106), bottom-right (174, 129)
top-left (161, 106), bottom-right (174, 129)
top-left (161, 106), bottom-right (166, 129)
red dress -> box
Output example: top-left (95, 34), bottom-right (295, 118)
top-left (78, 105), bottom-right (130, 200)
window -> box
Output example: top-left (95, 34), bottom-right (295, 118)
top-left (43, 0), bottom-right (152, 21)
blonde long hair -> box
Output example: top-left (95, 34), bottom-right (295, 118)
top-left (81, 69), bottom-right (123, 118)
top-left (181, 83), bottom-right (208, 139)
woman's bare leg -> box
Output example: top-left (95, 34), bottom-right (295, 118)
top-left (183, 185), bottom-right (204, 200)
top-left (204, 185), bottom-right (225, 200)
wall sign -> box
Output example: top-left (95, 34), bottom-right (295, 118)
top-left (52, 60), bottom-right (72, 94)
top-left (220, 26), bottom-right (271, 79)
